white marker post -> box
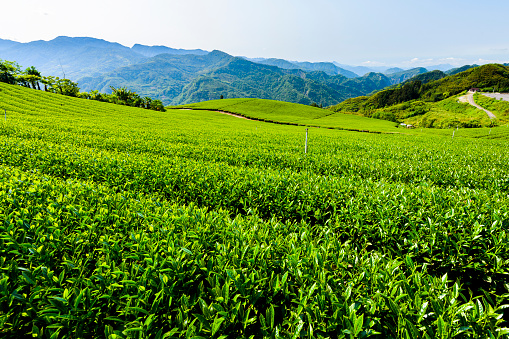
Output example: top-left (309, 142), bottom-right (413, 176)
top-left (305, 128), bottom-right (308, 154)
top-left (452, 130), bottom-right (455, 138)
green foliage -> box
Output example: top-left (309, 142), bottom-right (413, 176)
top-left (370, 109), bottom-right (398, 122)
top-left (386, 101), bottom-right (430, 119)
top-left (1, 82), bottom-right (509, 338)
top-left (309, 102), bottom-right (323, 108)
top-left (0, 59), bottom-right (22, 85)
top-left (44, 76), bottom-right (80, 97)
top-left (371, 81), bottom-right (423, 108)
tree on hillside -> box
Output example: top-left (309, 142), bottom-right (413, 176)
top-left (88, 90), bottom-right (105, 101)
top-left (45, 76), bottom-right (80, 97)
top-left (40, 76), bottom-right (52, 91)
top-left (77, 92), bottom-right (92, 99)
top-left (0, 59), bottom-right (21, 85)
top-left (110, 86), bottom-right (140, 106)
top-left (24, 66), bottom-right (42, 90)
top-left (151, 100), bottom-right (165, 111)
top-left (143, 97), bottom-right (152, 109)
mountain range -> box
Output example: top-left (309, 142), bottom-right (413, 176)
top-left (0, 36), bottom-right (459, 106)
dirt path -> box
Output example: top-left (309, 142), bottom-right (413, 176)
top-left (174, 108), bottom-right (252, 120)
top-left (458, 91), bottom-right (496, 119)
top-left (215, 110), bottom-right (252, 120)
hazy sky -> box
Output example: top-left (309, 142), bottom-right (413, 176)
top-left (2, 0), bottom-right (508, 67)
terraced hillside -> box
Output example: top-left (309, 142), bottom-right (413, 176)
top-left (1, 83), bottom-right (509, 338)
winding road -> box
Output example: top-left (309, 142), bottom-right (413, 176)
top-left (458, 91), bottom-right (496, 119)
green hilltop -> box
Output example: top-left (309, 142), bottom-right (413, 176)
top-left (177, 98), bottom-right (401, 133)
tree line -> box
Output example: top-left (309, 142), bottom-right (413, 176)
top-left (0, 59), bottom-right (165, 111)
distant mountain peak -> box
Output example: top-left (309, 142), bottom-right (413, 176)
top-left (209, 50), bottom-right (230, 56)
top-left (39, 36), bottom-right (131, 51)
top-left (384, 67), bottom-right (405, 74)
top-left (131, 43), bottom-right (208, 57)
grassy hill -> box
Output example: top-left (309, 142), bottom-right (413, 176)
top-left (177, 98), bottom-right (402, 132)
top-left (2, 82), bottom-right (509, 337)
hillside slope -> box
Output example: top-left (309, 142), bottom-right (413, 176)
top-left (329, 64), bottom-right (509, 128)
top-left (178, 98), bottom-right (402, 133)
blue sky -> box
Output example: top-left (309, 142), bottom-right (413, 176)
top-left (1, 0), bottom-right (508, 67)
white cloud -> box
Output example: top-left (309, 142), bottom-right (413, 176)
top-left (361, 60), bottom-right (386, 67)
top-left (475, 58), bottom-right (509, 65)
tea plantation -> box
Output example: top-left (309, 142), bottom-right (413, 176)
top-left (1, 82), bottom-right (509, 338)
